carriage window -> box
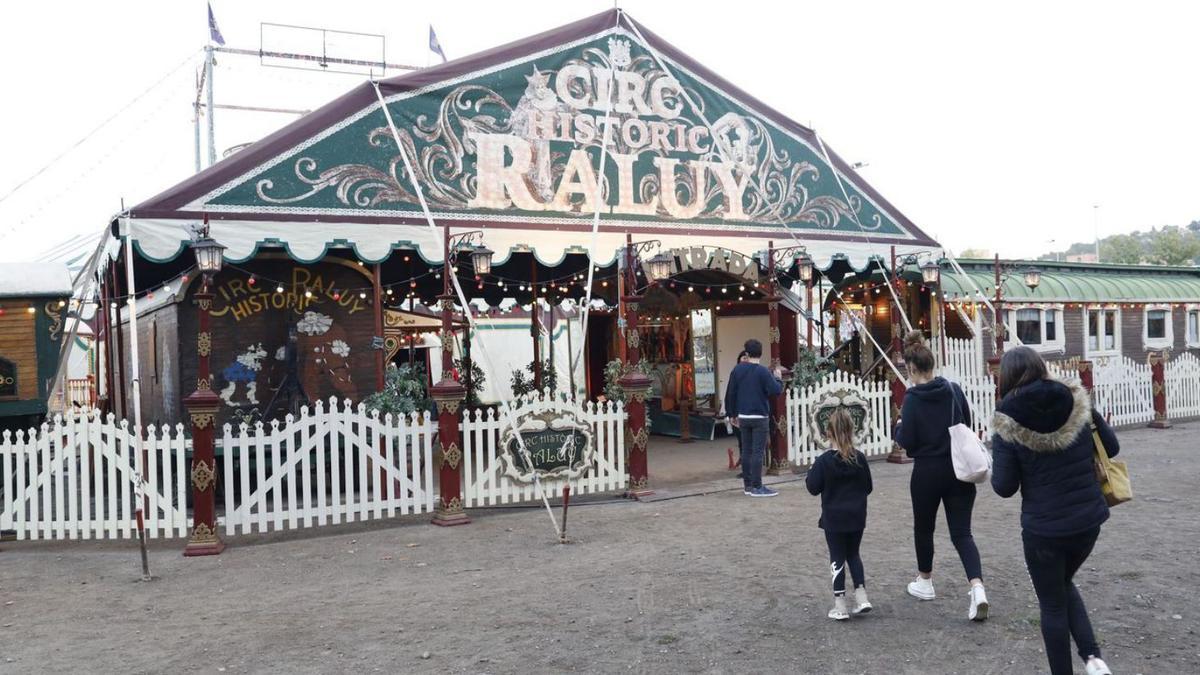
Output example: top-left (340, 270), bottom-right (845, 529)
top-left (1188, 310), bottom-right (1200, 347)
top-left (1146, 310), bottom-right (1167, 339)
top-left (0, 357), bottom-right (15, 397)
top-left (1143, 307), bottom-right (1173, 349)
top-left (1005, 307), bottom-right (1062, 350)
top-left (1086, 308), bottom-right (1120, 354)
top-left (1015, 309), bottom-right (1041, 344)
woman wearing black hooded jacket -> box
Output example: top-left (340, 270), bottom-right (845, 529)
top-left (991, 347), bottom-right (1117, 675)
top-left (893, 331), bottom-right (988, 621)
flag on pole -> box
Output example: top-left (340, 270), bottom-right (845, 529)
top-left (208, 2), bottom-right (226, 46)
top-left (428, 25), bottom-right (447, 63)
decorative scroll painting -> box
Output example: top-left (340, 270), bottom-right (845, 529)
top-left (205, 28), bottom-right (909, 239)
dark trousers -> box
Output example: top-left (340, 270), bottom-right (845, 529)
top-left (738, 417), bottom-right (768, 490)
top-left (825, 529), bottom-right (865, 595)
top-left (1023, 527), bottom-right (1102, 675)
top-left (910, 458), bottom-right (983, 580)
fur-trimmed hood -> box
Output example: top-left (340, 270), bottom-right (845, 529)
top-left (992, 378), bottom-right (1092, 452)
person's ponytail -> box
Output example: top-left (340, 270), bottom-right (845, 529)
top-left (903, 330), bottom-right (936, 376)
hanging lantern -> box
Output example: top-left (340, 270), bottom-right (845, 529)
top-left (921, 260), bottom-right (941, 286)
top-left (1024, 268), bottom-right (1042, 290)
top-left (471, 244), bottom-right (495, 276)
top-left (191, 234), bottom-right (226, 276)
top-left (795, 251), bottom-right (815, 283)
top-left (645, 251), bottom-right (674, 282)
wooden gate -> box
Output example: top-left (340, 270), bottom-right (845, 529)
top-left (461, 392), bottom-right (626, 507)
top-left (220, 398), bottom-right (436, 536)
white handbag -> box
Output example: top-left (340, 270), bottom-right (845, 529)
top-left (948, 387), bottom-right (991, 483)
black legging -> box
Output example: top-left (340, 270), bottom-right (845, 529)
top-left (825, 529), bottom-right (865, 595)
top-left (910, 458), bottom-right (983, 580)
top-left (1024, 527), bottom-right (1102, 675)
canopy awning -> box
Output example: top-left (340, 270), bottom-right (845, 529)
top-left (934, 259), bottom-right (1200, 303)
top-left (117, 9), bottom-right (937, 274)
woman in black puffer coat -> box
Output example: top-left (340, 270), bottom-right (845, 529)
top-left (991, 347), bottom-right (1118, 675)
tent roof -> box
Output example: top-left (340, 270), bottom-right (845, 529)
top-left (124, 9), bottom-right (937, 270)
top-left (0, 262), bottom-right (73, 298)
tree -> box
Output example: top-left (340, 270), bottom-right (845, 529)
top-left (1147, 227), bottom-right (1200, 266)
top-left (1188, 219), bottom-right (1200, 234)
top-left (1100, 234), bottom-right (1144, 264)
top-left (957, 247), bottom-right (991, 259)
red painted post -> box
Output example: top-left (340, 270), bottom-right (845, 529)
top-left (1148, 350), bottom-right (1171, 429)
top-left (183, 286), bottom-right (225, 556)
top-left (621, 235), bottom-right (654, 499)
top-left (1077, 359), bottom-right (1094, 396)
top-left (766, 242), bottom-right (791, 475)
top-left (886, 249), bottom-right (911, 464)
top-left (432, 222), bottom-right (470, 526)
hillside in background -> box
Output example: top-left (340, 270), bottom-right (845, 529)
top-left (1036, 220), bottom-right (1200, 266)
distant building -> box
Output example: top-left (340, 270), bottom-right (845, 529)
top-left (1065, 252), bottom-right (1098, 263)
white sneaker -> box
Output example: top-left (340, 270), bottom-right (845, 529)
top-left (968, 584), bottom-right (989, 621)
top-left (828, 595), bottom-right (850, 621)
top-left (907, 576), bottom-right (936, 600)
top-left (852, 587), bottom-right (872, 614)
top-left (1084, 657), bottom-right (1112, 675)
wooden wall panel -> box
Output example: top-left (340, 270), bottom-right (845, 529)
top-left (0, 312), bottom-right (38, 401)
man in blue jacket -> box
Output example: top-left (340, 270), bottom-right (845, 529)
top-left (724, 339), bottom-right (784, 497)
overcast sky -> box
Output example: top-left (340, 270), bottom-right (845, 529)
top-left (2, 0), bottom-right (1197, 262)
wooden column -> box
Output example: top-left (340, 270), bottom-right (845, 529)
top-left (531, 259), bottom-right (542, 390)
top-left (765, 242), bottom-right (791, 475)
top-left (432, 222), bottom-right (469, 525)
top-left (373, 263), bottom-right (385, 391)
top-left (886, 248), bottom-right (911, 464)
top-left (183, 284), bottom-right (225, 556)
top-left (1148, 350), bottom-right (1171, 429)
top-left (620, 235), bottom-right (653, 498)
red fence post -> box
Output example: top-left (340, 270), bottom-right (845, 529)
top-left (1148, 350), bottom-right (1171, 429)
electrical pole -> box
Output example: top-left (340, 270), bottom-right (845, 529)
top-left (205, 46), bottom-right (216, 167)
top-left (1093, 204), bottom-right (1101, 263)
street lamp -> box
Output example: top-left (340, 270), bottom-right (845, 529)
top-left (470, 244), bottom-right (495, 276)
top-left (1023, 268), bottom-right (1041, 291)
top-left (921, 260), bottom-right (941, 286)
top-left (795, 250), bottom-right (815, 284)
top-left (183, 216), bottom-right (226, 557)
top-left (645, 251), bottom-right (675, 283)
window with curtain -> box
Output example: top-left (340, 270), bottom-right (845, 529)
top-left (1188, 310), bottom-right (1200, 346)
top-left (1016, 308), bottom-right (1041, 344)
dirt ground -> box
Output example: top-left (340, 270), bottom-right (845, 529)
top-left (2, 423), bottom-right (1197, 674)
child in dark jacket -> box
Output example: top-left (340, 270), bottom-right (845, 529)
top-left (806, 408), bottom-right (873, 620)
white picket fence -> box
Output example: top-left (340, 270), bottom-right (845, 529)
top-left (1091, 356), bottom-right (1155, 427)
top-left (0, 410), bottom-right (190, 541)
top-left (220, 398), bottom-right (436, 536)
top-left (785, 371), bottom-right (893, 467)
top-left (461, 392), bottom-right (626, 507)
top-left (951, 375), bottom-right (998, 439)
top-left (1166, 352), bottom-right (1200, 420)
top-left (938, 336), bottom-right (986, 381)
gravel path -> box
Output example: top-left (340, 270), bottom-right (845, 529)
top-left (1, 422), bottom-right (1196, 674)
